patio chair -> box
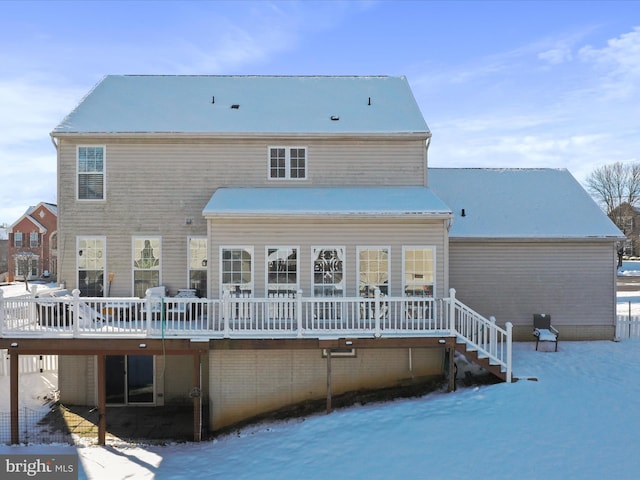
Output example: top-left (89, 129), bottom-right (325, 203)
top-left (533, 313), bottom-right (558, 351)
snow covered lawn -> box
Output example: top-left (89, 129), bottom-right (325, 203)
top-left (2, 340), bottom-right (640, 479)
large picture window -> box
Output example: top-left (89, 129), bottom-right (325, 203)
top-left (269, 146), bottom-right (306, 180)
top-left (403, 247), bottom-right (435, 297)
top-left (313, 247), bottom-right (344, 297)
top-left (77, 146), bottom-right (105, 200)
top-left (133, 237), bottom-right (161, 297)
top-left (358, 247), bottom-right (389, 297)
top-left (78, 237), bottom-right (105, 297)
top-left (266, 247), bottom-right (298, 295)
top-left (189, 237), bottom-right (207, 297)
top-left (221, 247), bottom-right (252, 296)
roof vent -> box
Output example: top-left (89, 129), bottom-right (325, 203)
top-left (231, 104), bottom-right (240, 109)
top-left (330, 115), bottom-right (339, 121)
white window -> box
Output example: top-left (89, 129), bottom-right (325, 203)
top-left (221, 247), bottom-right (253, 296)
top-left (188, 237), bottom-right (208, 297)
top-left (15, 253), bottom-right (38, 279)
top-left (403, 247), bottom-right (435, 297)
top-left (266, 247), bottom-right (298, 295)
top-left (133, 237), bottom-right (161, 297)
top-left (30, 232), bottom-right (39, 247)
top-left (13, 232), bottom-right (22, 248)
top-left (358, 247), bottom-right (389, 297)
top-left (78, 237), bottom-right (105, 297)
top-left (269, 147), bottom-right (306, 180)
top-left (77, 146), bottom-right (105, 200)
top-left (313, 247), bottom-right (344, 297)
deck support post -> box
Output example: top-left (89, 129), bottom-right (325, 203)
top-left (193, 352), bottom-right (202, 442)
top-left (447, 346), bottom-right (456, 392)
top-left (96, 354), bottom-right (106, 445)
top-left (10, 349), bottom-right (19, 444)
top-left (326, 349), bottom-right (332, 413)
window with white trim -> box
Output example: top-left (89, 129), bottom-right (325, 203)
top-left (78, 237), bottom-right (105, 297)
top-left (403, 247), bottom-right (435, 297)
top-left (269, 147), bottom-right (306, 179)
top-left (30, 232), bottom-right (39, 247)
top-left (189, 237), bottom-right (207, 297)
top-left (221, 247), bottom-right (253, 296)
top-left (77, 146), bottom-right (105, 200)
top-left (358, 247), bottom-right (389, 297)
top-left (313, 247), bottom-right (344, 297)
top-left (133, 237), bottom-right (161, 297)
top-left (266, 247), bottom-right (298, 295)
top-left (13, 232), bottom-right (22, 248)
top-left (15, 254), bottom-right (38, 278)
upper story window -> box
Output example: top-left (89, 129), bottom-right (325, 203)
top-left (30, 232), bottom-right (39, 247)
top-left (77, 146), bottom-right (105, 200)
top-left (269, 147), bottom-right (306, 180)
top-left (13, 232), bottom-right (22, 248)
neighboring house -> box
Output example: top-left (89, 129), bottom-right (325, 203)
top-left (0, 76), bottom-right (622, 443)
top-left (7, 202), bottom-right (58, 282)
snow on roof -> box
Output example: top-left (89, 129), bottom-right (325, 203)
top-left (52, 75), bottom-right (429, 135)
top-left (428, 168), bottom-right (624, 239)
top-left (203, 187), bottom-right (451, 217)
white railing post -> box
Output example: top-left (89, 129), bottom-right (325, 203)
top-left (72, 289), bottom-right (81, 336)
top-left (145, 291), bottom-right (153, 336)
top-left (374, 288), bottom-right (381, 337)
top-left (506, 321), bottom-right (513, 383)
top-left (489, 316), bottom-right (497, 358)
top-left (448, 288), bottom-right (457, 335)
top-left (0, 289), bottom-right (4, 336)
top-left (223, 290), bottom-right (231, 338)
top-left (30, 285), bottom-right (38, 327)
top-left (296, 289), bottom-right (303, 338)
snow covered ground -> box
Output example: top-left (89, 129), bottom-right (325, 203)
top-left (2, 341), bottom-right (640, 479)
top-left (2, 277), bottom-right (640, 479)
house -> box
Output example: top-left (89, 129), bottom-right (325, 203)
top-left (0, 225), bottom-right (7, 282)
top-left (0, 75), bottom-right (622, 444)
top-left (7, 202), bottom-right (58, 282)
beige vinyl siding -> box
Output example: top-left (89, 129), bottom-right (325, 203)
top-left (207, 218), bottom-right (448, 298)
top-left (449, 240), bottom-right (617, 340)
top-left (56, 136), bottom-right (426, 295)
top-left (208, 347), bottom-right (443, 430)
top-left (58, 355), bottom-right (95, 405)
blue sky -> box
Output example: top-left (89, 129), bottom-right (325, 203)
top-left (1, 0), bottom-right (639, 225)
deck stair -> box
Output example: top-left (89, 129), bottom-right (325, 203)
top-left (455, 339), bottom-right (507, 382)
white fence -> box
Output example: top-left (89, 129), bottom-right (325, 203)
top-left (0, 350), bottom-right (58, 376)
top-left (616, 315), bottom-right (640, 340)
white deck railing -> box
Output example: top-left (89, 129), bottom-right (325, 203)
top-left (0, 287), bottom-right (512, 381)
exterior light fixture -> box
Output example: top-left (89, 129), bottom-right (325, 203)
top-left (10, 342), bottom-right (18, 348)
top-left (139, 343), bottom-right (147, 349)
top-left (201, 259), bottom-right (208, 267)
top-left (438, 339), bottom-right (446, 344)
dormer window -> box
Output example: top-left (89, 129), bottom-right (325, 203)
top-left (269, 147), bottom-right (306, 180)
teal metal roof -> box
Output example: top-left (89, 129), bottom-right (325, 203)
top-left (52, 75), bottom-right (429, 135)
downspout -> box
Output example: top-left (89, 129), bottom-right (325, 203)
top-left (424, 132), bottom-right (432, 187)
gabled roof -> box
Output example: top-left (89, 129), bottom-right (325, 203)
top-left (10, 202), bottom-right (58, 232)
top-left (428, 168), bottom-right (624, 240)
top-left (52, 75), bottom-right (429, 136)
top-left (203, 187), bottom-right (451, 218)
